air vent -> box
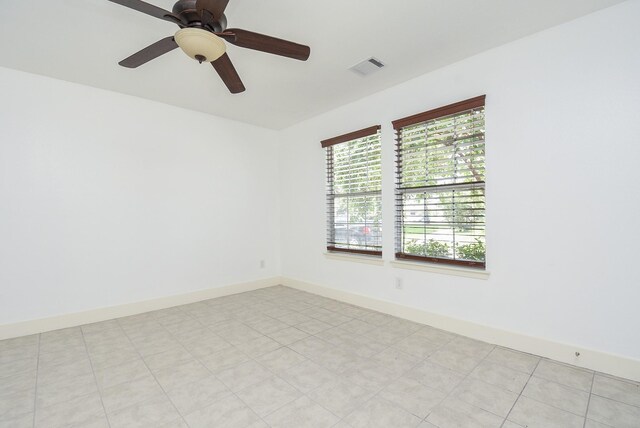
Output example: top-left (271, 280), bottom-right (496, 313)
top-left (349, 57), bottom-right (385, 76)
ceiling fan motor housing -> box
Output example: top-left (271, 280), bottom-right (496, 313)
top-left (172, 0), bottom-right (227, 31)
top-left (110, 0), bottom-right (310, 94)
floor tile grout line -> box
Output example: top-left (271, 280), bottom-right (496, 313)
top-left (527, 370), bottom-right (595, 394)
top-left (500, 357), bottom-right (542, 427)
top-left (226, 330), bottom-right (344, 425)
top-left (147, 302), bottom-right (280, 427)
top-left (145, 312), bottom-right (232, 425)
top-left (358, 332), bottom-right (481, 424)
top-left (582, 371), bottom-right (596, 428)
top-left (510, 366), bottom-right (597, 419)
top-left (517, 393), bottom-right (595, 422)
top-left (303, 388), bottom-right (350, 424)
top-left (421, 341), bottom-right (500, 425)
top-left (588, 391), bottom-right (640, 409)
top-left (7, 287), bottom-right (638, 428)
top-left (187, 292), bottom-right (347, 426)
top-left (79, 327), bottom-right (112, 428)
top-left (309, 327), bottom-right (491, 425)
top-left (299, 313), bottom-right (460, 425)
top-left (248, 308), bottom-right (385, 424)
top-left (226, 389), bottom-right (273, 427)
top-left (376, 337), bottom-right (454, 423)
top-left (114, 318), bottom-right (187, 425)
top-left (31, 334), bottom-right (40, 428)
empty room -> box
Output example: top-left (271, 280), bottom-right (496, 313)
top-left (1, 0), bottom-right (639, 427)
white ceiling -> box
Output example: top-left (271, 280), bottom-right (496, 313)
top-left (0, 0), bottom-right (624, 129)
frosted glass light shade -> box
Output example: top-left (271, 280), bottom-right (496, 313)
top-left (175, 28), bottom-right (226, 62)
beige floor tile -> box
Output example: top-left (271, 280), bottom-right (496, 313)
top-left (370, 348), bottom-right (421, 376)
top-left (0, 412), bottom-right (34, 428)
top-left (393, 334), bottom-right (442, 359)
top-left (183, 394), bottom-right (265, 428)
top-left (592, 374), bottom-right (640, 407)
top-left (425, 397), bottom-right (504, 428)
top-left (236, 376), bottom-right (301, 417)
top-left (0, 356), bottom-right (38, 380)
top-left (142, 347), bottom-right (192, 371)
top-left (35, 392), bottom-right (105, 428)
top-left (234, 335), bottom-right (282, 359)
top-left (534, 360), bottom-right (593, 392)
top-left (279, 360), bottom-right (338, 394)
top-left (267, 327), bottom-right (309, 345)
top-left (216, 360), bottom-right (274, 392)
top-left (428, 347), bottom-right (486, 374)
top-left (0, 387), bottom-right (34, 421)
top-left (450, 378), bottom-right (519, 417)
top-left (2, 287), bottom-right (639, 428)
top-left (508, 396), bottom-right (584, 428)
top-left (469, 360), bottom-right (530, 394)
top-left (406, 360), bottom-right (465, 394)
top-left (152, 359), bottom-right (211, 391)
top-left (343, 396), bottom-right (422, 428)
top-left (37, 358), bottom-right (93, 386)
top-left (522, 376), bottom-right (590, 415)
top-left (36, 373), bottom-right (98, 409)
top-left (307, 379), bottom-right (376, 418)
top-left (587, 395), bottom-right (640, 428)
top-left (107, 395), bottom-right (181, 428)
top-left (264, 396), bottom-right (338, 428)
top-left (485, 347), bottom-right (540, 374)
top-left (100, 375), bottom-right (164, 413)
top-left (379, 376), bottom-right (446, 418)
top-left (257, 347), bottom-right (307, 374)
top-left (0, 370), bottom-right (36, 396)
top-left (93, 358), bottom-right (151, 390)
top-left (165, 375), bottom-right (231, 415)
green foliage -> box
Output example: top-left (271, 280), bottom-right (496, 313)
top-left (405, 238), bottom-right (486, 262)
top-left (332, 135), bottom-right (382, 224)
top-left (456, 238), bottom-right (485, 261)
top-left (405, 239), bottom-right (450, 257)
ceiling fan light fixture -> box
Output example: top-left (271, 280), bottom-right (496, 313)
top-left (174, 28), bottom-right (226, 63)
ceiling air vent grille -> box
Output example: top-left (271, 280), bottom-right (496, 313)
top-left (350, 57), bottom-right (385, 76)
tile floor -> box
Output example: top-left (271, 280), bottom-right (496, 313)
top-left (1, 286), bottom-right (639, 428)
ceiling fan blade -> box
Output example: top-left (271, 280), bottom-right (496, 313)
top-left (119, 36), bottom-right (178, 68)
top-left (196, 0), bottom-right (229, 22)
top-left (220, 28), bottom-right (310, 61)
top-left (107, 0), bottom-right (184, 25)
top-left (211, 53), bottom-right (245, 94)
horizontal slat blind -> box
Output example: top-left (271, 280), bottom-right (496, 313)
top-left (394, 97), bottom-right (486, 268)
top-left (324, 126), bottom-right (382, 256)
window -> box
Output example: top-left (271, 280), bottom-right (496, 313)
top-left (393, 96), bottom-right (486, 268)
top-left (322, 126), bottom-right (382, 256)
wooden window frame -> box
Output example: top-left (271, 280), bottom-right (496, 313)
top-left (393, 96), bottom-right (486, 269)
top-left (322, 125), bottom-right (383, 257)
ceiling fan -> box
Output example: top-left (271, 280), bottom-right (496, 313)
top-left (107, 0), bottom-right (311, 93)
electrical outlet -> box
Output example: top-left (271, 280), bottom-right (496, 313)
top-left (394, 277), bottom-right (403, 290)
top-left (260, 260), bottom-right (266, 269)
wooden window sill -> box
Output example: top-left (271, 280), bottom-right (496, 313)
top-left (389, 260), bottom-right (490, 279)
top-left (324, 252), bottom-right (384, 266)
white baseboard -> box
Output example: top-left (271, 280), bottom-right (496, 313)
top-left (281, 276), bottom-right (640, 383)
top-left (3, 274), bottom-right (639, 382)
top-left (0, 276), bottom-right (282, 341)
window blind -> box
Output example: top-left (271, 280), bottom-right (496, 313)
top-left (393, 96), bottom-right (486, 268)
top-left (322, 126), bottom-right (382, 256)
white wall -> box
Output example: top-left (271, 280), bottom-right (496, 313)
top-left (1, 1), bottom-right (638, 368)
top-left (0, 67), bottom-right (280, 325)
top-left (279, 1), bottom-right (640, 361)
